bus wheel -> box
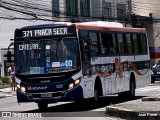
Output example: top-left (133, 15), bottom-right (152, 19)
top-left (127, 80), bottom-right (135, 99)
top-left (37, 102), bottom-right (48, 111)
top-left (151, 77), bottom-right (155, 83)
top-left (94, 88), bottom-right (99, 102)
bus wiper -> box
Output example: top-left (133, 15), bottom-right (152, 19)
top-left (51, 37), bottom-right (62, 61)
top-left (56, 37), bottom-right (62, 61)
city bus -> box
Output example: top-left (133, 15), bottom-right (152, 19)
top-left (7, 21), bottom-right (151, 110)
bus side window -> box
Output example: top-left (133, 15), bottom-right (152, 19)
top-left (101, 33), bottom-right (109, 55)
top-left (100, 33), bottom-right (117, 55)
top-left (140, 34), bottom-right (147, 54)
top-left (110, 34), bottom-right (117, 55)
top-left (132, 34), bottom-right (139, 54)
top-left (137, 34), bottom-right (142, 54)
top-left (117, 34), bottom-right (125, 55)
top-left (89, 32), bottom-right (100, 56)
top-left (126, 34), bottom-right (133, 54)
top-left (79, 31), bottom-right (90, 61)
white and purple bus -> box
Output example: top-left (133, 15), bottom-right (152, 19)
top-left (7, 21), bottom-right (151, 110)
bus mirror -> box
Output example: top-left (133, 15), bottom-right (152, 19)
top-left (7, 51), bottom-right (11, 63)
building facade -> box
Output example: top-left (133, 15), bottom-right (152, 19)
top-left (132, 0), bottom-right (160, 65)
top-left (52, 0), bottom-right (130, 25)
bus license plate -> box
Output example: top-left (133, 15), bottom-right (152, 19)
top-left (41, 93), bottom-right (52, 98)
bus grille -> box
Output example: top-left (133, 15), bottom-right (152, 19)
top-left (27, 91), bottom-right (66, 99)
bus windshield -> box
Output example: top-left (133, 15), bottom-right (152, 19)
top-left (15, 37), bottom-right (80, 75)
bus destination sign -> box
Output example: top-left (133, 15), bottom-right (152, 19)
top-left (22, 27), bottom-right (68, 37)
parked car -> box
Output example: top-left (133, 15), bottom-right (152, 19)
top-left (151, 60), bottom-right (160, 83)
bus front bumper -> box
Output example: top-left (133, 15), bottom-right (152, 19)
top-left (16, 85), bottom-right (83, 103)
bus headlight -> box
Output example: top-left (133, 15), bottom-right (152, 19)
top-left (17, 84), bottom-right (20, 89)
top-left (21, 87), bottom-right (26, 93)
top-left (69, 83), bottom-right (74, 90)
top-left (68, 78), bottom-right (81, 90)
top-left (75, 79), bottom-right (80, 85)
top-left (17, 84), bottom-right (26, 93)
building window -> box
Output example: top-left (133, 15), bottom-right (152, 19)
top-left (80, 0), bottom-right (90, 17)
top-left (117, 3), bottom-right (126, 19)
top-left (102, 1), bottom-right (112, 18)
top-left (52, 0), bottom-right (59, 17)
top-left (66, 0), bottom-right (78, 16)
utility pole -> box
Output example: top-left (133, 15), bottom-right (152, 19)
top-left (128, 0), bottom-right (132, 26)
top-left (128, 0), bottom-right (132, 17)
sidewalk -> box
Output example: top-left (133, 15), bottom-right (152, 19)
top-left (105, 96), bottom-right (160, 120)
top-left (0, 87), bottom-right (16, 98)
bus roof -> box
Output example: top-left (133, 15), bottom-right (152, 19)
top-left (19, 22), bottom-right (72, 29)
top-left (75, 21), bottom-right (123, 27)
top-left (75, 21), bottom-right (146, 33)
top-left (18, 21), bottom-right (146, 33)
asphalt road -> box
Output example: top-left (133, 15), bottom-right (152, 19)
top-left (1, 82), bottom-right (160, 120)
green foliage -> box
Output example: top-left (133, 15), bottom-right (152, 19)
top-left (0, 76), bottom-right (11, 84)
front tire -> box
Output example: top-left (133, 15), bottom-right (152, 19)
top-left (94, 88), bottom-right (100, 102)
top-left (151, 77), bottom-right (155, 83)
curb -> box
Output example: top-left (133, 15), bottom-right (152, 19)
top-left (142, 96), bottom-right (160, 101)
top-left (106, 106), bottom-right (139, 119)
top-left (105, 106), bottom-right (160, 120)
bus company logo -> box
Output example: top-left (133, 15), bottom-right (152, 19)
top-left (27, 86), bottom-right (48, 90)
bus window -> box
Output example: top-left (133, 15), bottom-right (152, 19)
top-left (101, 33), bottom-right (117, 56)
top-left (89, 32), bottom-right (100, 56)
top-left (117, 34), bottom-right (125, 55)
top-left (110, 34), bottom-right (117, 55)
top-left (140, 34), bottom-right (147, 54)
top-left (132, 34), bottom-right (139, 54)
top-left (79, 30), bottom-right (90, 61)
top-left (137, 34), bottom-right (142, 54)
top-left (126, 34), bottom-right (133, 54)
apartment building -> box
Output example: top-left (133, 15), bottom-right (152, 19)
top-left (52, 0), bottom-right (130, 24)
top-left (132, 0), bottom-right (160, 65)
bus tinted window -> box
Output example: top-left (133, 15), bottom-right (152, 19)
top-left (140, 34), bottom-right (147, 54)
top-left (78, 30), bottom-right (90, 61)
top-left (137, 34), bottom-right (143, 54)
top-left (132, 34), bottom-right (139, 54)
top-left (126, 34), bottom-right (133, 54)
top-left (89, 32), bottom-right (100, 56)
top-left (117, 34), bottom-right (125, 55)
top-left (101, 33), bottom-right (117, 56)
